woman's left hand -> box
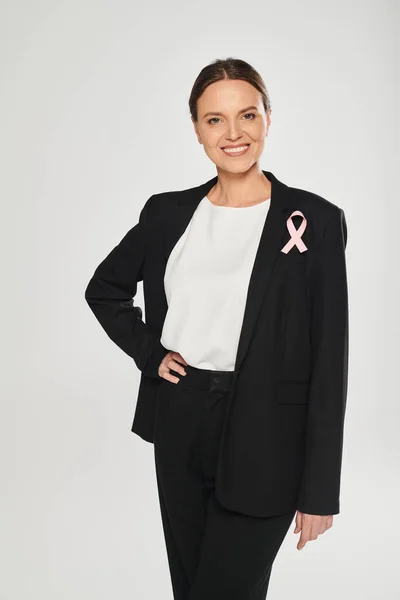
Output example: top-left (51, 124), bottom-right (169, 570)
top-left (294, 511), bottom-right (333, 550)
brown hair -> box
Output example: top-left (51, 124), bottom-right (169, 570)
top-left (189, 57), bottom-right (271, 122)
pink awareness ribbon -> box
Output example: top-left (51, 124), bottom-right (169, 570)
top-left (281, 210), bottom-right (308, 254)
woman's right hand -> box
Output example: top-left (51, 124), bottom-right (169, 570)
top-left (158, 351), bottom-right (188, 384)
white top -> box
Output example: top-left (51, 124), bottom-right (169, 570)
top-left (160, 194), bottom-right (271, 371)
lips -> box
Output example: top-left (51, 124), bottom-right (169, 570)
top-left (221, 144), bottom-right (250, 156)
top-left (221, 143), bottom-right (250, 149)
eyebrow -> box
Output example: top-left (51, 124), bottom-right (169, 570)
top-left (202, 105), bottom-right (259, 119)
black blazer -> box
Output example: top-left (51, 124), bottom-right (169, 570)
top-left (85, 170), bottom-right (349, 518)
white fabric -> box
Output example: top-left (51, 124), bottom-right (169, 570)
top-left (160, 194), bottom-right (271, 371)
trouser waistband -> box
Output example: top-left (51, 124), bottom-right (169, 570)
top-left (170, 363), bottom-right (234, 393)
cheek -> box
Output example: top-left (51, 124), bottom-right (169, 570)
top-left (204, 145), bottom-right (220, 157)
top-left (250, 121), bottom-right (267, 141)
top-left (247, 130), bottom-right (265, 143)
top-left (203, 130), bottom-right (221, 146)
top-left (204, 138), bottom-right (222, 151)
top-left (251, 134), bottom-right (266, 147)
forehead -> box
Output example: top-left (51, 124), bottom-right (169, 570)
top-left (198, 79), bottom-right (262, 112)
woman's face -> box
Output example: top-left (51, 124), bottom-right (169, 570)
top-left (192, 79), bottom-right (271, 174)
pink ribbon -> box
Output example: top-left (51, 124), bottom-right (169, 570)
top-left (281, 210), bottom-right (308, 254)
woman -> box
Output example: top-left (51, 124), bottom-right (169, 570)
top-left (85, 57), bottom-right (349, 599)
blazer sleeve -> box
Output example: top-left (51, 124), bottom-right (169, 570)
top-left (296, 207), bottom-right (349, 515)
top-left (84, 194), bottom-right (169, 379)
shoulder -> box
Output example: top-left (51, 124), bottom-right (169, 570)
top-left (285, 179), bottom-right (348, 252)
top-left (289, 184), bottom-right (343, 221)
top-left (288, 182), bottom-right (346, 242)
top-left (137, 189), bottom-right (179, 226)
top-left (148, 188), bottom-right (182, 211)
top-left (151, 181), bottom-right (201, 205)
top-left (145, 181), bottom-right (203, 220)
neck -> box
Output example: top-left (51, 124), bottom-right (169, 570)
top-left (207, 164), bottom-right (271, 208)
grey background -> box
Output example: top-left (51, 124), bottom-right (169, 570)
top-left (1, 0), bottom-right (399, 598)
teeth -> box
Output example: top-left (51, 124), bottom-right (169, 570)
top-left (222, 145), bottom-right (249, 154)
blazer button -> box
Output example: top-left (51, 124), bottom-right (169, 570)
top-left (210, 375), bottom-right (220, 392)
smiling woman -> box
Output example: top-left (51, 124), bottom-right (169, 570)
top-left (191, 74), bottom-right (272, 195)
top-left (85, 56), bottom-right (349, 600)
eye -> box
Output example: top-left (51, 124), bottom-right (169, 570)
top-left (207, 113), bottom-right (256, 125)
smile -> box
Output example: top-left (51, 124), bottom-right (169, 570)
top-left (221, 144), bottom-right (250, 156)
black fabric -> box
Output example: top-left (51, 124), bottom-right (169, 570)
top-left (154, 366), bottom-right (295, 600)
top-left (85, 170), bottom-right (349, 517)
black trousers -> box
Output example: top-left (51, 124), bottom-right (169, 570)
top-left (153, 363), bottom-right (296, 600)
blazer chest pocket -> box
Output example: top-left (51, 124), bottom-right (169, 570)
top-left (278, 380), bottom-right (310, 405)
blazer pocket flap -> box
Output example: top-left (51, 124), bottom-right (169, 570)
top-left (278, 380), bottom-right (310, 405)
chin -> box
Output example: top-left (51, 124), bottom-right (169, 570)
top-left (220, 161), bottom-right (255, 174)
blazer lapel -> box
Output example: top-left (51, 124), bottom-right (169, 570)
top-left (162, 170), bottom-right (295, 376)
top-left (234, 172), bottom-right (293, 373)
top-left (162, 175), bottom-right (218, 263)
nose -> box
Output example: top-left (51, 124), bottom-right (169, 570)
top-left (225, 120), bottom-right (243, 140)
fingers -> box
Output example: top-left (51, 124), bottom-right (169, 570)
top-left (294, 511), bottom-right (302, 534)
top-left (176, 353), bottom-right (188, 366)
top-left (297, 514), bottom-right (312, 550)
top-left (161, 371), bottom-right (181, 384)
top-left (296, 514), bottom-right (333, 550)
top-left (158, 352), bottom-right (188, 384)
top-left (321, 515), bottom-right (333, 534)
top-left (168, 354), bottom-right (188, 377)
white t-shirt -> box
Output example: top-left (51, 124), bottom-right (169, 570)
top-left (160, 194), bottom-right (271, 371)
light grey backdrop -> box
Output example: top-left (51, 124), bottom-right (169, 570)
top-left (1, 0), bottom-right (399, 598)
